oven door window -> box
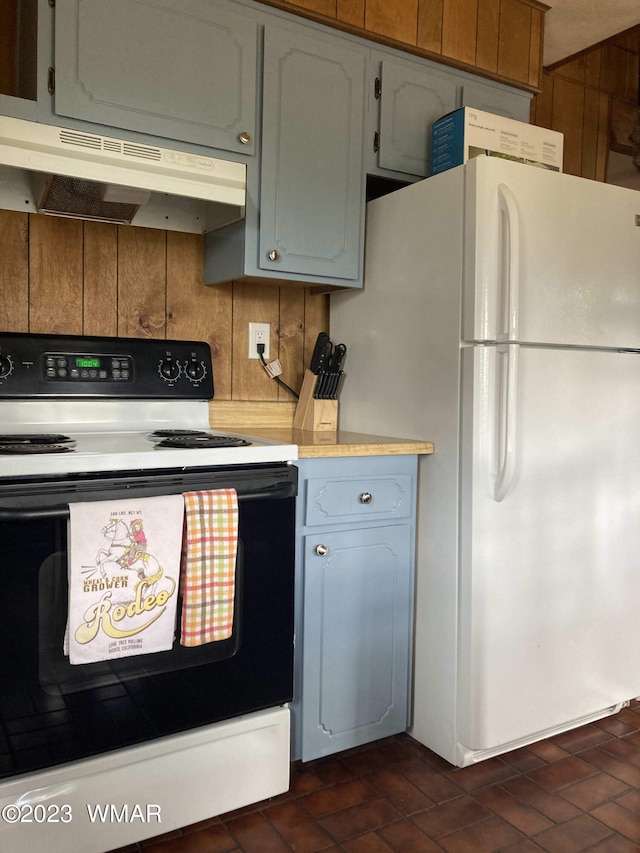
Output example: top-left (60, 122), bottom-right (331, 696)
top-left (0, 465), bottom-right (296, 780)
top-left (38, 542), bottom-right (244, 695)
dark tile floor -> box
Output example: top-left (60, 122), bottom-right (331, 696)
top-left (113, 702), bottom-right (640, 852)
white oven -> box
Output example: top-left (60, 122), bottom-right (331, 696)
top-left (0, 332), bottom-right (298, 852)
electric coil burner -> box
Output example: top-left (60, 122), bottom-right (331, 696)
top-left (148, 429), bottom-right (252, 449)
top-left (0, 332), bottom-right (298, 853)
top-left (0, 434), bottom-right (76, 453)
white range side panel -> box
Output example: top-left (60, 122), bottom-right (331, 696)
top-left (463, 157), bottom-right (640, 348)
top-left (330, 169), bottom-right (466, 761)
top-left (459, 344), bottom-right (640, 759)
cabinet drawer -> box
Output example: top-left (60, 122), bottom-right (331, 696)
top-left (304, 474), bottom-right (413, 526)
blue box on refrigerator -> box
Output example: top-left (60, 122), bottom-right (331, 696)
top-left (431, 107), bottom-right (563, 175)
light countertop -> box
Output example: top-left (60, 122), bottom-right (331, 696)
top-left (209, 402), bottom-right (434, 459)
top-left (226, 427), bottom-right (434, 459)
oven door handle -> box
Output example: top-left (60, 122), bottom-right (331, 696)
top-left (0, 480), bottom-right (297, 521)
top-left (0, 506), bottom-right (72, 521)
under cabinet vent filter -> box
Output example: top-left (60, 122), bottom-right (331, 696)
top-left (33, 174), bottom-right (147, 224)
top-left (59, 128), bottom-right (162, 163)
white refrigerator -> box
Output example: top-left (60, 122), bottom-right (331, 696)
top-left (330, 156), bottom-right (640, 767)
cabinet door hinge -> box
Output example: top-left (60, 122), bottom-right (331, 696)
top-left (48, 0), bottom-right (55, 7)
top-left (374, 77), bottom-right (381, 100)
top-left (48, 67), bottom-right (55, 95)
top-left (373, 132), bottom-right (380, 153)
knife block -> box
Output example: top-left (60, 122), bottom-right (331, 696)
top-left (293, 370), bottom-right (338, 431)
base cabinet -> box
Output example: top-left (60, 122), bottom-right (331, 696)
top-left (292, 455), bottom-right (418, 762)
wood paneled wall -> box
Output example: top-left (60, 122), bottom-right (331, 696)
top-left (0, 210), bottom-right (329, 403)
top-left (531, 26), bottom-right (640, 180)
top-left (256, 0), bottom-right (545, 91)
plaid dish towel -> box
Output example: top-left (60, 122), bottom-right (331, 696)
top-left (180, 488), bottom-right (239, 647)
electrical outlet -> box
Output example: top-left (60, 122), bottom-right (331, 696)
top-left (248, 322), bottom-right (270, 359)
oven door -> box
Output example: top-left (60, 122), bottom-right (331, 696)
top-left (0, 462), bottom-right (297, 781)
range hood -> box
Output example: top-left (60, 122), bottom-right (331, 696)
top-left (0, 117), bottom-right (246, 233)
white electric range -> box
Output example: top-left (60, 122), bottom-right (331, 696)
top-left (0, 332), bottom-right (298, 853)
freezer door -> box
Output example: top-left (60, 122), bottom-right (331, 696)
top-left (463, 157), bottom-right (640, 349)
top-left (459, 344), bottom-right (640, 754)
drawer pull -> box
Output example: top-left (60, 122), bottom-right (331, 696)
top-left (315, 544), bottom-right (328, 556)
top-left (359, 492), bottom-right (373, 504)
top-left (238, 131), bottom-right (251, 145)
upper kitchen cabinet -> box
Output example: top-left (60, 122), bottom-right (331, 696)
top-left (369, 56), bottom-right (458, 180)
top-left (206, 20), bottom-right (366, 289)
top-left (0, 0), bottom-right (41, 121)
top-left (53, 0), bottom-right (259, 155)
top-left (367, 53), bottom-right (533, 181)
top-left (459, 79), bottom-right (532, 122)
top-left (259, 25), bottom-right (365, 282)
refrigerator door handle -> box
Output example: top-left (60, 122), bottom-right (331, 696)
top-left (494, 343), bottom-right (519, 502)
top-left (497, 183), bottom-right (520, 342)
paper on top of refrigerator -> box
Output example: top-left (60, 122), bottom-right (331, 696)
top-left (431, 107), bottom-right (564, 175)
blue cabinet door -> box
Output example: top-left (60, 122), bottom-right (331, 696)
top-left (369, 54), bottom-right (532, 180)
top-left (377, 58), bottom-right (458, 178)
top-left (259, 24), bottom-right (366, 282)
top-left (54, 0), bottom-right (258, 154)
top-left (459, 80), bottom-right (532, 122)
top-left (300, 523), bottom-right (413, 760)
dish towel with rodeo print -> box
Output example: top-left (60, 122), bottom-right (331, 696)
top-left (180, 488), bottom-right (239, 646)
top-left (66, 495), bottom-right (184, 665)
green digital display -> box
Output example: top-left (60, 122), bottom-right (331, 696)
top-left (76, 357), bottom-right (101, 369)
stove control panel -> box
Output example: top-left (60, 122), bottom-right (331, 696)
top-left (0, 333), bottom-right (214, 399)
top-left (45, 352), bottom-right (133, 382)
top-left (158, 355), bottom-right (208, 385)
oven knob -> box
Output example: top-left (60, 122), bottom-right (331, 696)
top-left (158, 358), bottom-right (181, 382)
top-left (0, 354), bottom-right (13, 379)
top-left (185, 359), bottom-right (206, 383)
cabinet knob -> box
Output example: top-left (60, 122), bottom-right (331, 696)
top-left (315, 544), bottom-right (328, 556)
top-left (267, 249), bottom-right (280, 262)
top-left (359, 492), bottom-right (373, 504)
top-left (238, 132), bottom-right (251, 145)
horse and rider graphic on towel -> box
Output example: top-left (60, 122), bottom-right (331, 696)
top-left (92, 515), bottom-right (162, 589)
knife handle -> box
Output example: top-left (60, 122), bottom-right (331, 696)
top-left (309, 332), bottom-right (330, 374)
